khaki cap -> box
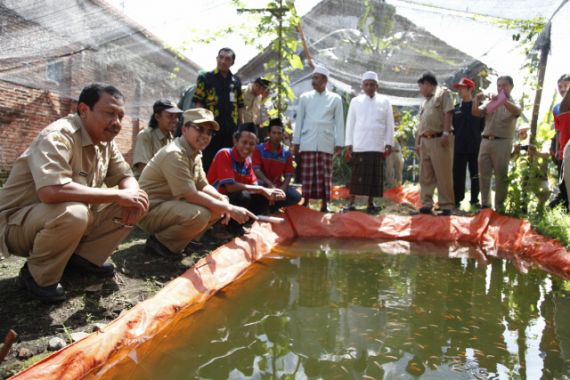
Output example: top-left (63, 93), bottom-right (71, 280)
top-left (183, 108), bottom-right (219, 130)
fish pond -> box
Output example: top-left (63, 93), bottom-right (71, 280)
top-left (115, 238), bottom-right (570, 379)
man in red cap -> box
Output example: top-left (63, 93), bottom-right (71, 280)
top-left (452, 77), bottom-right (485, 209)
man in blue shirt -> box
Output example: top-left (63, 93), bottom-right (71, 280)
top-left (452, 77), bottom-right (485, 209)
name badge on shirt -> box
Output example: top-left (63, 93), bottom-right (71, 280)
top-left (229, 92), bottom-right (236, 103)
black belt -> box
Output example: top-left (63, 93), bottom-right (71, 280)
top-left (482, 135), bottom-right (506, 140)
top-left (421, 132), bottom-right (443, 139)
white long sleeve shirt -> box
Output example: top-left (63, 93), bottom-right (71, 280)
top-left (292, 89), bottom-right (345, 154)
top-left (345, 93), bottom-right (395, 153)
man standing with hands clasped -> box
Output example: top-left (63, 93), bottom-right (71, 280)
top-left (292, 64), bottom-right (344, 213)
top-left (472, 75), bottom-right (521, 212)
top-left (344, 71), bottom-right (394, 213)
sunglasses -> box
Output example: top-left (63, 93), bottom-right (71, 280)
top-left (190, 124), bottom-right (216, 137)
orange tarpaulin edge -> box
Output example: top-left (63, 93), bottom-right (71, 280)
top-left (11, 196), bottom-right (570, 379)
top-left (332, 185), bottom-right (422, 207)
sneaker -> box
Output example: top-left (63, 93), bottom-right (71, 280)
top-left (418, 207), bottom-right (432, 214)
top-left (19, 264), bottom-right (65, 303)
top-left (65, 254), bottom-right (115, 278)
top-left (145, 235), bottom-right (184, 260)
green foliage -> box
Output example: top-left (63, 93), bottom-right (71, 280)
top-left (531, 206), bottom-right (570, 248)
top-left (397, 110), bottom-right (420, 182)
top-left (357, 0), bottom-right (396, 56)
top-left (256, 0), bottom-right (301, 114)
top-left (505, 115), bottom-right (554, 216)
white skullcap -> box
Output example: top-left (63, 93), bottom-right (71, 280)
top-left (312, 64), bottom-right (330, 78)
top-left (362, 71), bottom-right (378, 82)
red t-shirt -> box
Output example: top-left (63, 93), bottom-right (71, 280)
top-left (555, 112), bottom-right (570, 160)
top-left (207, 147), bottom-right (257, 194)
top-left (252, 142), bottom-right (294, 187)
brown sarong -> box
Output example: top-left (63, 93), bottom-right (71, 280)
top-left (349, 151), bottom-right (384, 197)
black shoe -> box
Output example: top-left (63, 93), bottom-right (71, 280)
top-left (418, 207), bottom-right (432, 214)
top-left (145, 235), bottom-right (184, 260)
top-left (65, 254), bottom-right (115, 278)
top-left (366, 204), bottom-right (381, 214)
top-left (439, 209), bottom-right (452, 216)
top-left (19, 264), bottom-right (65, 303)
top-left (341, 205), bottom-right (356, 213)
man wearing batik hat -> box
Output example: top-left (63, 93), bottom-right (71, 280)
top-left (344, 71), bottom-right (394, 213)
top-left (242, 77), bottom-right (271, 134)
top-left (139, 108), bottom-right (255, 259)
top-left (452, 77), bottom-right (485, 209)
top-left (292, 64), bottom-right (345, 213)
top-left (133, 99), bottom-right (183, 175)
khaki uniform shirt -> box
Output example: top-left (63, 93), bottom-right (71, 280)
top-left (138, 137), bottom-right (208, 209)
top-left (417, 86), bottom-right (454, 136)
top-left (0, 114), bottom-right (133, 257)
top-left (132, 127), bottom-right (173, 169)
top-left (242, 84), bottom-right (262, 125)
top-left (480, 96), bottom-right (518, 139)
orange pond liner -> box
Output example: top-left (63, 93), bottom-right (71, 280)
top-left (11, 192), bottom-right (570, 379)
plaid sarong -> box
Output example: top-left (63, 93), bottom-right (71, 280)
top-left (300, 151), bottom-right (333, 200)
top-left (349, 151), bottom-right (384, 197)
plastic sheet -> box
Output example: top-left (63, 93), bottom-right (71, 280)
top-left (11, 195), bottom-right (570, 379)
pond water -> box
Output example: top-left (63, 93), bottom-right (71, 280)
top-left (120, 239), bottom-right (570, 379)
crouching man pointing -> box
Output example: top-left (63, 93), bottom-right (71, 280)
top-left (138, 108), bottom-right (256, 259)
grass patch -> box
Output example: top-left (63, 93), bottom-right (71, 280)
top-left (530, 206), bottom-right (570, 248)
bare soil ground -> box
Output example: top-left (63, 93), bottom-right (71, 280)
top-left (0, 227), bottom-right (229, 379)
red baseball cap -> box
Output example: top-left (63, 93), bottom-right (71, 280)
top-left (453, 77), bottom-right (475, 89)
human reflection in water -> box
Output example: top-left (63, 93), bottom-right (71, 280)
top-left (554, 282), bottom-right (570, 377)
top-left (467, 259), bottom-right (509, 375)
top-left (539, 280), bottom-right (566, 379)
top-left (336, 255), bottom-right (387, 378)
top-left (289, 253), bottom-right (332, 379)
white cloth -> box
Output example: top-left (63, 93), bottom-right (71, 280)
top-left (345, 93), bottom-right (395, 152)
top-left (292, 89), bottom-right (345, 154)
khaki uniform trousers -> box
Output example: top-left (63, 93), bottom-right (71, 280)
top-left (138, 201), bottom-right (220, 253)
top-left (6, 202), bottom-right (135, 286)
top-left (478, 138), bottom-right (513, 210)
top-left (419, 136), bottom-right (455, 209)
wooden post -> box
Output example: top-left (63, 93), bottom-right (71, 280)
top-left (529, 23), bottom-right (551, 145)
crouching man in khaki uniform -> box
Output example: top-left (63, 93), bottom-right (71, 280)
top-left (138, 108), bottom-right (255, 259)
top-left (0, 83), bottom-right (149, 302)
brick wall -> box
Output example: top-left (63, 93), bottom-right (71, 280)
top-left (0, 80), bottom-right (141, 181)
